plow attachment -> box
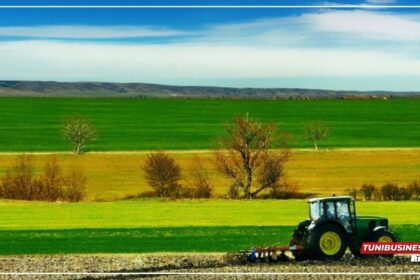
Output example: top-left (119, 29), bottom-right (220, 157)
top-left (225, 245), bottom-right (304, 264)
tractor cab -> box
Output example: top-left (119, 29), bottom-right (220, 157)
top-left (308, 196), bottom-right (356, 233)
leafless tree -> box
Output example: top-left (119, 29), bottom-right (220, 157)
top-left (0, 155), bottom-right (35, 200)
top-left (215, 116), bottom-right (290, 199)
top-left (143, 152), bottom-right (182, 198)
top-left (0, 156), bottom-right (88, 202)
top-left (37, 157), bottom-right (63, 201)
top-left (63, 116), bottom-right (97, 155)
top-left (407, 181), bottom-right (420, 200)
top-left (63, 168), bottom-right (87, 202)
top-left (380, 183), bottom-right (400, 200)
top-left (190, 158), bottom-right (213, 198)
top-left (304, 121), bottom-right (329, 151)
top-left (360, 184), bottom-right (376, 200)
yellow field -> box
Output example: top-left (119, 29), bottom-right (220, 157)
top-left (0, 149), bottom-right (419, 200)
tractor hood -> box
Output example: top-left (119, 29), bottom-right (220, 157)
top-left (355, 215), bottom-right (389, 230)
top-left (356, 215), bottom-right (387, 220)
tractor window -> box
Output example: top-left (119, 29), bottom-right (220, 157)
top-left (325, 201), bottom-right (336, 218)
top-left (336, 201), bottom-right (349, 217)
top-left (310, 201), bottom-right (321, 220)
top-left (337, 200), bottom-right (352, 232)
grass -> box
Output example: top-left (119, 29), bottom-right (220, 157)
top-left (1, 98), bottom-right (420, 151)
top-left (0, 199), bottom-right (418, 229)
top-left (0, 199), bottom-right (418, 254)
top-left (0, 227), bottom-right (296, 254)
top-left (0, 150), bottom-right (419, 200)
top-left (0, 97), bottom-right (418, 254)
top-left (0, 225), bottom-right (417, 255)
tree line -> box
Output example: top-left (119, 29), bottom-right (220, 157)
top-left (141, 116), bottom-right (314, 199)
top-left (62, 115), bottom-right (330, 155)
top-left (10, 113), bottom-right (420, 202)
top-left (346, 182), bottom-right (420, 201)
top-left (0, 156), bottom-right (86, 202)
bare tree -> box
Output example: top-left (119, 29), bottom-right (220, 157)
top-left (360, 183), bottom-right (376, 201)
top-left (63, 168), bottom-right (87, 202)
top-left (63, 116), bottom-right (97, 155)
top-left (407, 181), bottom-right (420, 200)
top-left (38, 157), bottom-right (63, 201)
top-left (304, 121), bottom-right (329, 151)
top-left (0, 156), bottom-right (88, 202)
top-left (215, 116), bottom-right (290, 199)
top-left (0, 155), bottom-right (35, 200)
top-left (142, 152), bottom-right (182, 198)
top-left (190, 158), bottom-right (213, 198)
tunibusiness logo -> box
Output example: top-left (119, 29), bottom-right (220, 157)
top-left (361, 242), bottom-right (420, 262)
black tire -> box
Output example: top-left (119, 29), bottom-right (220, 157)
top-left (371, 230), bottom-right (397, 258)
top-left (309, 223), bottom-right (348, 261)
top-left (371, 230), bottom-right (397, 243)
top-left (351, 230), bottom-right (397, 258)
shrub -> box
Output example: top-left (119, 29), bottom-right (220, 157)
top-left (373, 189), bottom-right (383, 201)
top-left (142, 152), bottom-right (182, 198)
top-left (268, 178), bottom-right (306, 199)
top-left (407, 181), bottom-right (420, 200)
top-left (380, 183), bottom-right (400, 201)
top-left (63, 168), bottom-right (87, 202)
top-left (177, 186), bottom-right (196, 199)
top-left (190, 159), bottom-right (212, 198)
top-left (0, 155), bottom-right (35, 200)
top-left (0, 156), bottom-right (88, 202)
top-left (228, 184), bottom-right (240, 199)
top-left (37, 158), bottom-right (63, 201)
top-left (360, 184), bottom-right (376, 200)
top-left (398, 186), bottom-right (412, 201)
top-left (345, 187), bottom-right (359, 200)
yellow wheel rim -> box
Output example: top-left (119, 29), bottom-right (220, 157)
top-left (320, 231), bottom-right (342, 256)
top-left (378, 235), bottom-right (393, 242)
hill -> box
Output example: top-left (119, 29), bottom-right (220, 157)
top-left (1, 80), bottom-right (420, 98)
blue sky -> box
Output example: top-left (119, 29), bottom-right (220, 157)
top-left (1, 1), bottom-right (420, 90)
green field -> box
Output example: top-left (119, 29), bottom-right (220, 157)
top-left (1, 98), bottom-right (420, 151)
top-left (0, 199), bottom-right (418, 254)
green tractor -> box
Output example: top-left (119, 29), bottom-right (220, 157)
top-left (289, 196), bottom-right (397, 260)
top-left (229, 195), bottom-right (398, 263)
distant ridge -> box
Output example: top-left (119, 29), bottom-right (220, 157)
top-left (1, 80), bottom-right (419, 98)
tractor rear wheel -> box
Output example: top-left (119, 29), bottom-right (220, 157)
top-left (309, 224), bottom-right (348, 260)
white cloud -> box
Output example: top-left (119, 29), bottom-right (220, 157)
top-left (365, 0), bottom-right (396, 4)
top-left (2, 10), bottom-right (419, 45)
top-left (1, 41), bottom-right (420, 83)
top-left (206, 10), bottom-right (420, 45)
top-left (1, 9), bottom-right (420, 89)
top-left (303, 10), bottom-right (420, 41)
top-left (0, 25), bottom-right (185, 39)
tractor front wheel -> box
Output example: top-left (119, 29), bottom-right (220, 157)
top-left (351, 229), bottom-right (397, 258)
top-left (309, 224), bottom-right (348, 260)
top-left (371, 230), bottom-right (397, 258)
top-left (372, 230), bottom-right (397, 243)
